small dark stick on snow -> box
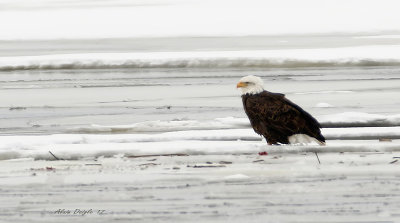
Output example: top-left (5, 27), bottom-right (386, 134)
top-left (314, 152), bottom-right (321, 164)
top-left (49, 151), bottom-right (62, 160)
top-left (390, 159), bottom-right (398, 164)
top-left (127, 153), bottom-right (188, 158)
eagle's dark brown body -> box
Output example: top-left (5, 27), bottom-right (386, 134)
top-left (242, 91), bottom-right (325, 145)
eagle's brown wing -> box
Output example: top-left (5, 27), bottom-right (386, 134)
top-left (243, 91), bottom-right (325, 144)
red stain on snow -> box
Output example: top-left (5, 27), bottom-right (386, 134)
top-left (258, 151), bottom-right (268, 156)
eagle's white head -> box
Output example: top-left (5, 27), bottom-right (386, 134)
top-left (236, 75), bottom-right (264, 95)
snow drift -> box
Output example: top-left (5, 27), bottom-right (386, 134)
top-left (0, 126), bottom-right (399, 161)
top-left (2, 45), bottom-right (400, 71)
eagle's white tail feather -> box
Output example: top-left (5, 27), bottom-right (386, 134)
top-left (288, 134), bottom-right (325, 146)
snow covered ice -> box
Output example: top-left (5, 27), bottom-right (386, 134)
top-left (1, 0), bottom-right (400, 222)
top-left (2, 152), bottom-right (400, 223)
top-left (1, 69), bottom-right (400, 223)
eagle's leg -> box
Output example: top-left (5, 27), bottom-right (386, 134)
top-left (266, 138), bottom-right (277, 145)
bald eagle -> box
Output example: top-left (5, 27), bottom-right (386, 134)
top-left (237, 75), bottom-right (325, 145)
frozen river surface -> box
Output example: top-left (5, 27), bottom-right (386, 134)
top-left (1, 151), bottom-right (400, 223)
top-left (0, 66), bottom-right (399, 222)
top-left (1, 13), bottom-right (400, 220)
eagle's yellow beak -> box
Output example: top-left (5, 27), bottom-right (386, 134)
top-left (236, 82), bottom-right (247, 88)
